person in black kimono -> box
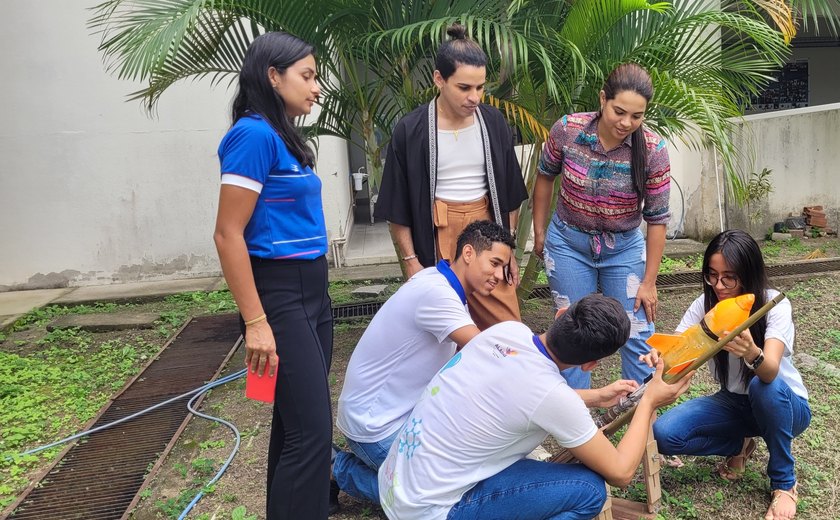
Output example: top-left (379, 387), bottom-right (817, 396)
top-left (373, 23), bottom-right (529, 330)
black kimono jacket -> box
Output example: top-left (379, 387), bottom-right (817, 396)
top-left (373, 101), bottom-right (529, 268)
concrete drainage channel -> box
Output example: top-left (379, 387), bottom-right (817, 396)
top-left (336, 258), bottom-right (840, 321)
top-left (6, 314), bottom-right (242, 520)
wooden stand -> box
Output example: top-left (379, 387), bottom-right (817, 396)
top-left (595, 422), bottom-right (661, 520)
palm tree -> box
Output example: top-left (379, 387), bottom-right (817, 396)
top-left (89, 0), bottom-right (837, 290)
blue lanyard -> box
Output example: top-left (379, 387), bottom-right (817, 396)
top-left (435, 259), bottom-right (467, 305)
top-left (532, 335), bottom-right (552, 361)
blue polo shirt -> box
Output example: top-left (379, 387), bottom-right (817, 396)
top-left (218, 114), bottom-right (328, 260)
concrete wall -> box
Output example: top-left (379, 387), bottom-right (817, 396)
top-left (0, 1), bottom-right (351, 290)
top-left (671, 103), bottom-right (840, 240)
top-left (791, 47), bottom-right (840, 107)
top-left (727, 104), bottom-right (840, 235)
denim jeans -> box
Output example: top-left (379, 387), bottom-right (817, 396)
top-left (332, 431), bottom-right (398, 503)
top-left (446, 459), bottom-right (606, 520)
top-left (543, 214), bottom-right (654, 388)
top-left (654, 377), bottom-right (811, 490)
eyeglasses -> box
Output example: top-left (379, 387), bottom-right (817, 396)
top-left (703, 273), bottom-right (739, 289)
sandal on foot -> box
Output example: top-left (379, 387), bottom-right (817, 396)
top-left (663, 455), bottom-right (684, 468)
top-left (718, 437), bottom-right (756, 481)
top-left (765, 484), bottom-right (798, 520)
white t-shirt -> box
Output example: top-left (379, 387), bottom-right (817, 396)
top-left (676, 289), bottom-right (807, 399)
top-left (336, 267), bottom-right (474, 443)
top-left (435, 120), bottom-right (488, 202)
top-left (378, 321), bottom-right (598, 520)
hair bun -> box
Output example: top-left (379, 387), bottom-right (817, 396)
top-left (446, 23), bottom-right (467, 40)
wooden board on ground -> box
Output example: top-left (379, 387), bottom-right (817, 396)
top-left (610, 498), bottom-right (658, 520)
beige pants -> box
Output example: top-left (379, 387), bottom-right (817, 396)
top-left (434, 197), bottom-right (521, 330)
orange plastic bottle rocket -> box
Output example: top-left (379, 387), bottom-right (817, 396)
top-left (646, 293), bottom-right (755, 378)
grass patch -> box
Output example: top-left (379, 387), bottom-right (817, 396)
top-left (0, 329), bottom-right (160, 507)
top-left (0, 289), bottom-right (240, 510)
top-left (658, 254), bottom-right (703, 274)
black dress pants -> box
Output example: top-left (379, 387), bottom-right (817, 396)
top-left (249, 256), bottom-right (333, 520)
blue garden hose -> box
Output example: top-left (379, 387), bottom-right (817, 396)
top-left (13, 368), bottom-right (249, 519)
top-left (177, 373), bottom-right (245, 519)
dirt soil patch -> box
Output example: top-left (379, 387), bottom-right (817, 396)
top-left (124, 272), bottom-right (840, 520)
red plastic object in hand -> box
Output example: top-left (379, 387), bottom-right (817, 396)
top-left (246, 367), bottom-right (277, 403)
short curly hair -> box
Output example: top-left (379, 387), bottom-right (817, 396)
top-left (453, 220), bottom-right (515, 261)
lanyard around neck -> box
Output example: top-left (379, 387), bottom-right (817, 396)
top-left (435, 259), bottom-right (467, 305)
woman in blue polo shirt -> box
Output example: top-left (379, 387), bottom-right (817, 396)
top-left (213, 32), bottom-right (333, 519)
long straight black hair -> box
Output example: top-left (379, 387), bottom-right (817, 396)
top-left (701, 229), bottom-right (770, 388)
top-left (231, 32), bottom-right (316, 167)
top-left (601, 63), bottom-right (653, 209)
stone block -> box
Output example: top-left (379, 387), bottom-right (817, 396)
top-left (351, 284), bottom-right (388, 298)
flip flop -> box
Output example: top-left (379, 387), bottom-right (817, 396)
top-left (718, 437), bottom-right (756, 481)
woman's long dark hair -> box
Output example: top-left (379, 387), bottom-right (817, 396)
top-left (231, 32), bottom-right (315, 167)
top-left (435, 24), bottom-right (487, 79)
top-left (601, 63), bottom-right (653, 209)
top-left (701, 229), bottom-right (770, 388)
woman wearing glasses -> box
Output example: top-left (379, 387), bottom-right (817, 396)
top-left (641, 229), bottom-right (809, 520)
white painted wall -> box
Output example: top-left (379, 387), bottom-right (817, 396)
top-left (0, 1), bottom-right (351, 290)
top-left (727, 103), bottom-right (840, 234)
top-left (669, 104), bottom-right (840, 239)
top-left (665, 141), bottom-right (705, 238)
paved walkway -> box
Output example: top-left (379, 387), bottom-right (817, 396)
top-left (0, 238), bottom-right (707, 330)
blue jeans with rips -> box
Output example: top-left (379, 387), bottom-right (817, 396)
top-left (446, 459), bottom-right (607, 520)
top-left (654, 377), bottom-right (811, 490)
top-left (332, 430), bottom-right (398, 503)
top-left (543, 214), bottom-right (654, 388)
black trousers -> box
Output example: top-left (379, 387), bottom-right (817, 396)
top-left (249, 256), bottom-right (333, 520)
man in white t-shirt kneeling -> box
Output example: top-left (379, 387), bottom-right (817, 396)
top-left (332, 220), bottom-right (515, 505)
top-left (378, 294), bottom-right (694, 520)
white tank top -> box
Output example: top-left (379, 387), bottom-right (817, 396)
top-left (435, 120), bottom-right (488, 202)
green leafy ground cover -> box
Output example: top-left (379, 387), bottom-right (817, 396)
top-left (0, 291), bottom-right (236, 509)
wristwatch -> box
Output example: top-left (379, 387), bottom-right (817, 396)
top-left (745, 349), bottom-right (765, 370)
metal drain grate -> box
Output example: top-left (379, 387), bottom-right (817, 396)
top-left (335, 259), bottom-right (840, 314)
top-left (766, 258), bottom-right (840, 277)
top-left (656, 271), bottom-right (702, 288)
top-left (7, 314), bottom-right (241, 520)
top-left (528, 286), bottom-right (553, 299)
top-left (333, 300), bottom-right (385, 321)
top-left (529, 259), bottom-right (840, 297)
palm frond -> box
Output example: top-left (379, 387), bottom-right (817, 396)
top-left (787, 0), bottom-right (840, 34)
top-left (747, 0), bottom-right (797, 42)
top-left (560, 0), bottom-right (671, 56)
top-left (485, 95), bottom-right (550, 143)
